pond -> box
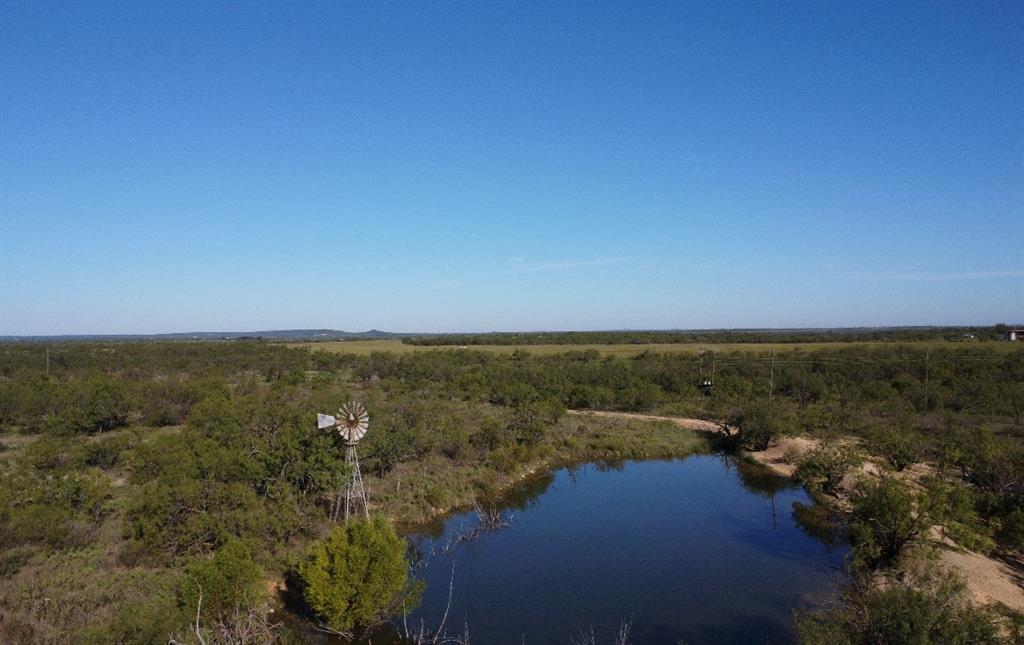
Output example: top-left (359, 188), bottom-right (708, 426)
top-left (399, 455), bottom-right (846, 644)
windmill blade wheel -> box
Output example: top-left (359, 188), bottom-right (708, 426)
top-left (337, 401), bottom-right (369, 444)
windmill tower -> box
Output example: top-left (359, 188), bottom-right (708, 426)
top-left (697, 349), bottom-right (719, 396)
top-left (317, 401), bottom-right (370, 522)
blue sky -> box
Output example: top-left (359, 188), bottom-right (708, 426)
top-left (1, 1), bottom-right (1021, 334)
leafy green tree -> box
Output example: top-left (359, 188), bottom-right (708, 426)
top-left (794, 444), bottom-right (861, 495)
top-left (871, 424), bottom-right (922, 471)
top-left (64, 376), bottom-right (133, 433)
top-left (298, 517), bottom-right (414, 633)
top-left (956, 429), bottom-right (1024, 496)
top-left (849, 477), bottom-right (929, 568)
top-left (487, 400), bottom-right (551, 447)
top-left (921, 476), bottom-right (995, 553)
top-left (736, 401), bottom-right (786, 451)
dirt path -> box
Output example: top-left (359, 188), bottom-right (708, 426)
top-left (566, 409), bottom-right (726, 434)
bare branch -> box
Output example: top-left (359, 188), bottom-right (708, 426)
top-left (436, 560), bottom-right (456, 640)
top-left (193, 581), bottom-right (206, 645)
top-left (615, 618), bottom-right (632, 645)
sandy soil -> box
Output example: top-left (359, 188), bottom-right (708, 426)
top-left (565, 409), bottom-right (727, 434)
top-left (939, 547), bottom-right (1024, 612)
top-left (746, 436), bottom-right (818, 477)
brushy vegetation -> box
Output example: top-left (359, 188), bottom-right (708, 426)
top-left (847, 476), bottom-right (931, 569)
top-left (0, 338), bottom-right (1021, 642)
top-left (794, 471), bottom-right (1023, 644)
top-left (298, 517), bottom-right (418, 634)
top-left (795, 566), bottom-right (1008, 645)
top-left (793, 444), bottom-right (862, 496)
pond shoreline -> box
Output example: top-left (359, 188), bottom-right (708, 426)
top-left (401, 454), bottom-right (846, 644)
top-left (391, 409), bottom-right (833, 538)
top-left (366, 411), bottom-right (710, 530)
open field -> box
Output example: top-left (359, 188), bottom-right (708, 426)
top-left (290, 338), bottom-right (1020, 357)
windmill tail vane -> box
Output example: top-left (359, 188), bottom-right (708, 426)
top-left (316, 413), bottom-right (336, 429)
top-left (317, 401), bottom-right (370, 521)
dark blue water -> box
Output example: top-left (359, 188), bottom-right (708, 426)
top-left (403, 456), bottom-right (846, 645)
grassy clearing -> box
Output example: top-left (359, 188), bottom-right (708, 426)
top-left (290, 338), bottom-right (1017, 357)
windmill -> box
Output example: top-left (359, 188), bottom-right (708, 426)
top-left (697, 349), bottom-right (718, 396)
top-left (317, 401), bottom-right (370, 521)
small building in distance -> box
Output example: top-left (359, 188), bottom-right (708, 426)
top-left (1005, 329), bottom-right (1024, 341)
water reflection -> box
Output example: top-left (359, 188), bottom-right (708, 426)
top-left (490, 469), bottom-right (555, 512)
top-left (404, 469), bottom-right (557, 542)
top-left (401, 455), bottom-right (846, 644)
top-left (792, 500), bottom-right (846, 550)
top-left (734, 457), bottom-right (793, 498)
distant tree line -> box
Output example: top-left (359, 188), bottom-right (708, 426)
top-left (401, 326), bottom-right (1013, 346)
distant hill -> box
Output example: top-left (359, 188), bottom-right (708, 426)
top-left (0, 329), bottom-right (408, 342)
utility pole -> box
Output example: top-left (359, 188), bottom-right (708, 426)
top-left (924, 351), bottom-right (930, 411)
top-left (769, 346), bottom-right (776, 400)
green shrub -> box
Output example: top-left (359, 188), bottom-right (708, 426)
top-left (298, 517), bottom-right (414, 633)
top-left (64, 377), bottom-right (134, 433)
top-left (507, 401), bottom-right (547, 445)
top-left (473, 417), bottom-right (505, 450)
top-left (794, 444), bottom-right (861, 495)
top-left (82, 574), bottom-right (185, 645)
top-left (997, 508), bottom-right (1024, 551)
top-left (795, 569), bottom-right (1005, 644)
top-left (83, 432), bottom-right (133, 469)
top-left (921, 476), bottom-right (995, 553)
top-left (124, 476), bottom-right (278, 561)
top-left (0, 470), bottom-right (111, 551)
top-left (180, 538), bottom-right (263, 621)
top-left (736, 401), bottom-right (787, 451)
top-left (871, 425), bottom-right (922, 471)
top-left (422, 482), bottom-right (447, 508)
top-left (849, 476), bottom-right (929, 569)
top-left (20, 436), bottom-right (72, 470)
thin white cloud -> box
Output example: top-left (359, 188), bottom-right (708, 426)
top-left (498, 257), bottom-right (636, 275)
top-left (846, 270), bottom-right (1024, 281)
